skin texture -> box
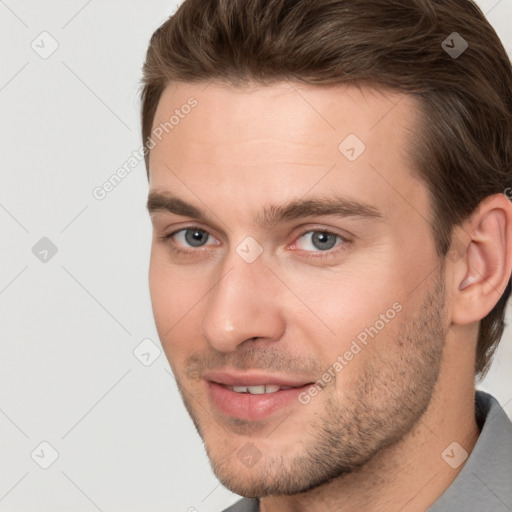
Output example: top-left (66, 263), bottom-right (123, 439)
top-left (147, 81), bottom-right (512, 511)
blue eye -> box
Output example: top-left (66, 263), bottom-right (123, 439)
top-left (173, 228), bottom-right (211, 247)
top-left (296, 231), bottom-right (343, 251)
top-left (161, 226), bottom-right (348, 260)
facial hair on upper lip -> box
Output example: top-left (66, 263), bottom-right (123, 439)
top-left (182, 345), bottom-right (325, 383)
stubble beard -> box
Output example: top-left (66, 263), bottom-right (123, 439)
top-left (176, 269), bottom-right (447, 498)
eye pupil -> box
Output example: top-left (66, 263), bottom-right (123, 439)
top-left (312, 232), bottom-right (337, 250)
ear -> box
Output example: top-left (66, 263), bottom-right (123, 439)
top-left (450, 193), bottom-right (512, 326)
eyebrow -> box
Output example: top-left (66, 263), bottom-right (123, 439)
top-left (147, 191), bottom-right (384, 229)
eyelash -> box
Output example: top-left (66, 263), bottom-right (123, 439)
top-left (159, 226), bottom-right (350, 260)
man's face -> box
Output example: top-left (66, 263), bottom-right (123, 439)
top-left (147, 81), bottom-right (449, 496)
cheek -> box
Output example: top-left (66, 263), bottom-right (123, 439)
top-left (148, 248), bottom-right (211, 361)
top-left (149, 250), bottom-right (191, 339)
top-left (282, 263), bottom-right (408, 373)
top-left (148, 249), bottom-right (170, 324)
top-left (282, 259), bottom-right (401, 330)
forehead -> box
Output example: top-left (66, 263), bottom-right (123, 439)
top-left (149, 80), bottom-right (419, 167)
top-left (148, 80), bottom-right (429, 228)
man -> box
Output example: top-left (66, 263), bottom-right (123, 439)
top-left (141, 0), bottom-right (512, 510)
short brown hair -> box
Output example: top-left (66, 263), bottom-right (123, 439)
top-left (140, 0), bottom-right (512, 379)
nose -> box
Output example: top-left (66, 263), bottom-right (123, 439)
top-left (200, 253), bottom-right (286, 352)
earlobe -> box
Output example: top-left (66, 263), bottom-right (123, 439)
top-left (451, 194), bottom-right (512, 325)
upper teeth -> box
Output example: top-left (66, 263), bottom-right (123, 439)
top-left (229, 385), bottom-right (291, 394)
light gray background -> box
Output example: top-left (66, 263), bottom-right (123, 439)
top-left (1, 1), bottom-right (511, 511)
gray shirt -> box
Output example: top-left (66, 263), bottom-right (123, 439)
top-left (222, 390), bottom-right (512, 511)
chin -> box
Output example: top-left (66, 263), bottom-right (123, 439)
top-left (206, 446), bottom-right (357, 498)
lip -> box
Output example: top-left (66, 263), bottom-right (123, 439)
top-left (203, 370), bottom-right (312, 388)
top-left (204, 370), bottom-right (314, 421)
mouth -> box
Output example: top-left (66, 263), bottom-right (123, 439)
top-left (203, 371), bottom-right (314, 421)
top-left (225, 384), bottom-right (294, 394)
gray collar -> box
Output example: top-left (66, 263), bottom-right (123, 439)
top-left (428, 390), bottom-right (512, 511)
